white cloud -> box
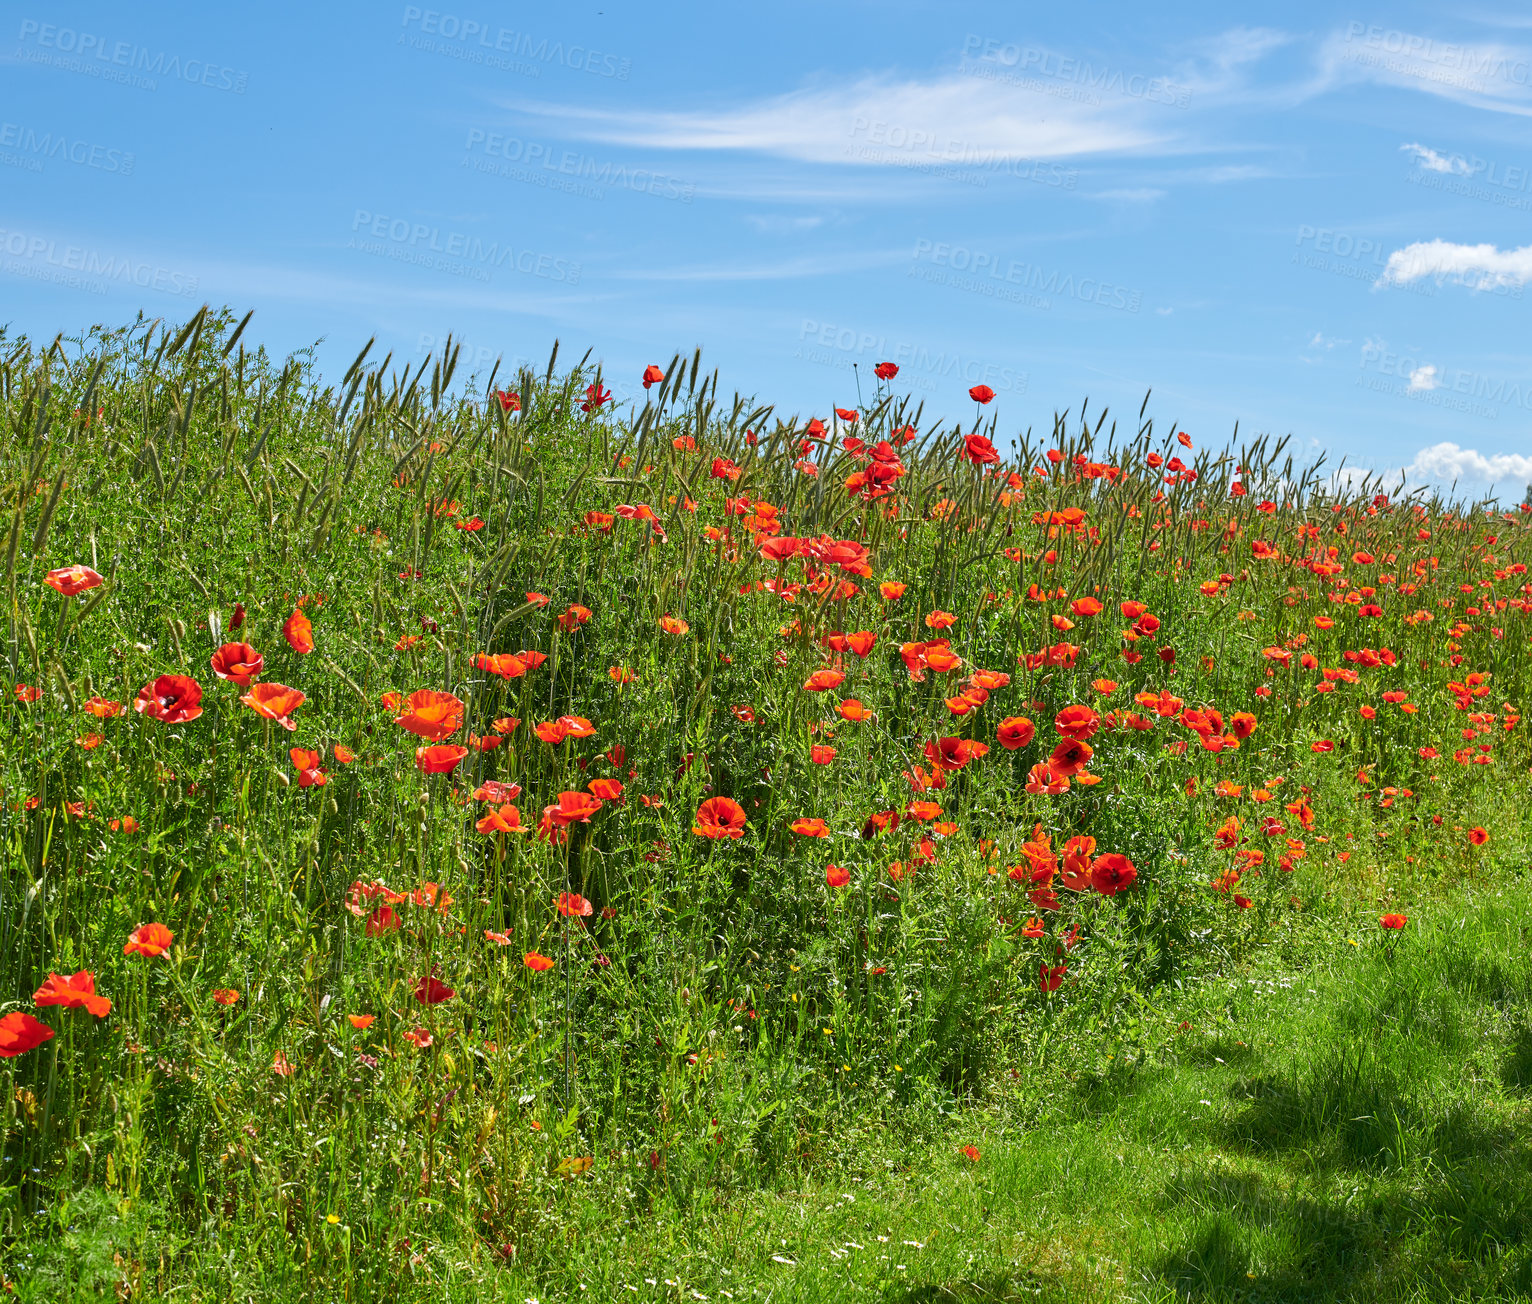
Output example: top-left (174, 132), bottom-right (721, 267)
top-left (1400, 142), bottom-right (1472, 174)
top-left (1407, 363), bottom-right (1441, 392)
top-left (1312, 27), bottom-right (1532, 116)
top-left (1379, 238), bottom-right (1532, 290)
top-left (502, 74), bottom-right (1172, 166)
top-left (1402, 441), bottom-right (1532, 486)
top-left (1307, 331), bottom-right (1351, 349)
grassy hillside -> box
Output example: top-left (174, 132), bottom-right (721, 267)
top-left (1, 308), bottom-right (1529, 1301)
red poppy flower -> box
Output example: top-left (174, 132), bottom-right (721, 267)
top-left (33, 971), bottom-right (111, 1017)
top-left (588, 778), bottom-right (624, 801)
top-left (693, 797), bottom-right (747, 839)
top-left (365, 905), bottom-right (400, 935)
top-left (825, 864), bottom-right (850, 887)
top-left (925, 737), bottom-right (989, 772)
top-left (416, 744), bottom-right (469, 775)
top-left (1048, 739), bottom-right (1093, 777)
top-left (394, 689), bottom-right (465, 741)
top-left (962, 434), bottom-right (1000, 465)
top-left (642, 364), bottom-right (665, 388)
top-left (0, 1012), bottom-right (55, 1057)
top-left (413, 975), bottom-right (456, 1004)
top-left (211, 642), bottom-right (264, 685)
top-left (873, 362), bottom-right (899, 380)
top-left (282, 608), bottom-right (315, 654)
top-left (241, 682), bottom-right (306, 731)
top-left (968, 385), bottom-right (995, 404)
top-left (804, 669), bottom-right (846, 693)
top-left (1038, 963), bottom-right (1067, 993)
top-left (212, 988), bottom-right (240, 1006)
top-left (134, 674), bottom-right (203, 724)
top-left (123, 922), bottom-right (174, 958)
top-left (524, 951), bottom-right (555, 972)
top-left (1053, 705), bottom-right (1100, 742)
top-left (497, 389), bottom-right (521, 412)
top-left (543, 791), bottom-right (603, 825)
top-left (835, 407), bottom-right (858, 423)
top-left (475, 652), bottom-right (527, 679)
top-left (1379, 913), bottom-right (1408, 929)
top-left (1089, 853), bottom-right (1137, 896)
top-left (44, 564), bottom-right (104, 597)
top-left (790, 817), bottom-right (830, 838)
top-left (402, 1028), bottom-right (434, 1048)
top-left (1468, 827), bottom-right (1489, 846)
top-left (961, 1144), bottom-right (981, 1161)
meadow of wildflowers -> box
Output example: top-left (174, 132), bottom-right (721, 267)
top-left (1, 309), bottom-right (1528, 1301)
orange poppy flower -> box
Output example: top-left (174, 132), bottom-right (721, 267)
top-left (804, 669), bottom-right (846, 693)
top-left (44, 564), bottom-right (104, 597)
top-left (241, 682), bottom-right (306, 731)
top-left (989, 716), bottom-right (1031, 750)
top-left (1025, 764), bottom-right (1069, 795)
top-left (282, 608), bottom-right (315, 654)
top-left (348, 1014), bottom-right (376, 1029)
top-left (524, 951), bottom-right (555, 972)
top-left (790, 817), bottom-right (830, 837)
top-left (83, 696), bottom-right (123, 718)
top-left (476, 803), bottom-right (530, 835)
top-left (123, 922), bottom-right (174, 958)
top-left (210, 642), bottom-right (264, 685)
top-left (333, 744), bottom-right (356, 763)
top-left (0, 1012), bottom-right (55, 1057)
top-left (837, 698), bottom-right (873, 722)
top-left (879, 581), bottom-right (907, 601)
top-left (33, 971), bottom-right (111, 1017)
top-left (474, 652), bottom-right (527, 679)
top-left (134, 674), bottom-right (203, 724)
top-left (402, 1028), bottom-right (433, 1049)
top-left (556, 892), bottom-right (594, 917)
top-left (394, 689), bottom-right (465, 740)
top-left (588, 778), bottom-right (624, 801)
top-left (693, 796), bottom-right (747, 839)
top-left (415, 744), bottom-right (469, 775)
top-left (212, 988), bottom-right (241, 1006)
top-left (825, 864), bottom-right (850, 887)
top-left (660, 615), bottom-right (690, 635)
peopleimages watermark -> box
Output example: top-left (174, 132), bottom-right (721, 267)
top-left (1357, 344), bottom-right (1532, 421)
top-left (399, 8), bottom-right (630, 79)
top-left (908, 240), bottom-right (1141, 313)
top-left (1292, 226), bottom-right (1439, 297)
top-left (0, 226), bottom-right (199, 297)
top-left (957, 36), bottom-right (1192, 109)
top-left (16, 20), bottom-right (248, 93)
top-left (348, 211), bottom-right (582, 285)
top-left (1402, 146), bottom-right (1532, 212)
top-left (795, 320), bottom-right (1029, 397)
top-left (461, 130), bottom-right (695, 203)
top-left (1338, 22), bottom-right (1530, 95)
top-left (0, 121), bottom-right (135, 176)
top-left (846, 118), bottom-right (1078, 189)
top-left (415, 334), bottom-right (541, 377)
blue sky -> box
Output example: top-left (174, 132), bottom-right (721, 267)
top-left (4, 2), bottom-right (1532, 498)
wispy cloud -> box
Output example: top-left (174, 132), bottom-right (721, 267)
top-left (1379, 238), bottom-right (1532, 291)
top-left (1312, 26), bottom-right (1532, 117)
top-left (1400, 142), bottom-right (1472, 174)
